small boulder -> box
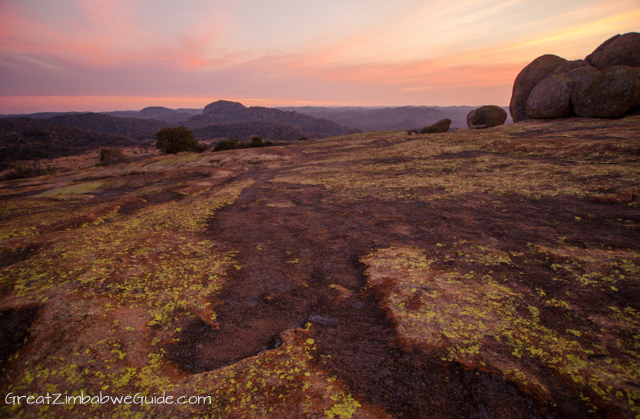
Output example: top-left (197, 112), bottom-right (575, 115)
top-left (420, 119), bottom-right (451, 134)
top-left (572, 65), bottom-right (640, 118)
top-left (526, 74), bottom-right (575, 119)
top-left (467, 106), bottom-right (507, 129)
top-left (586, 32), bottom-right (640, 70)
top-left (509, 54), bottom-right (567, 122)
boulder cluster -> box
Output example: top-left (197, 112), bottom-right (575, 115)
top-left (510, 32), bottom-right (640, 122)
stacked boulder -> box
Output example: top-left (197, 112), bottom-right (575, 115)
top-left (509, 32), bottom-right (640, 122)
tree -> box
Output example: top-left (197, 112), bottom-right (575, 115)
top-left (155, 126), bottom-right (198, 154)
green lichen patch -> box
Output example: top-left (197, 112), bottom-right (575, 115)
top-left (362, 246), bottom-right (640, 416)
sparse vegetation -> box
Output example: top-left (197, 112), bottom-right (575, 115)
top-left (213, 136), bottom-right (273, 152)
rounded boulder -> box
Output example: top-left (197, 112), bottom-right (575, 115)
top-left (420, 119), bottom-right (452, 134)
top-left (509, 54), bottom-right (567, 122)
top-left (572, 65), bottom-right (640, 118)
top-left (467, 106), bottom-right (507, 129)
top-left (586, 32), bottom-right (640, 70)
top-left (526, 74), bottom-right (575, 119)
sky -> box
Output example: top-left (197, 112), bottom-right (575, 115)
top-left (0, 0), bottom-right (638, 113)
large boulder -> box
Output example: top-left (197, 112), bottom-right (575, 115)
top-left (467, 106), bottom-right (507, 129)
top-left (572, 65), bottom-right (640, 118)
top-left (509, 55), bottom-right (567, 122)
top-left (420, 119), bottom-right (451, 134)
top-left (526, 75), bottom-right (575, 119)
top-left (586, 32), bottom-right (640, 70)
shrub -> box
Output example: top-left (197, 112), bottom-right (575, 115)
top-left (155, 126), bottom-right (199, 154)
top-left (251, 136), bottom-right (264, 147)
top-left (213, 139), bottom-right (245, 151)
top-left (99, 148), bottom-right (128, 166)
top-left (212, 136), bottom-right (274, 152)
top-left (192, 142), bottom-right (209, 153)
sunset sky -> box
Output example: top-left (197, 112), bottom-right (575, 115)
top-left (0, 0), bottom-right (638, 113)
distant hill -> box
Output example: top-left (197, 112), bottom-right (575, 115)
top-left (0, 117), bottom-right (135, 165)
top-left (0, 112), bottom-right (86, 120)
top-left (106, 107), bottom-right (202, 123)
top-left (186, 100), bottom-right (358, 138)
top-left (48, 113), bottom-right (166, 140)
top-left (277, 106), bottom-right (513, 131)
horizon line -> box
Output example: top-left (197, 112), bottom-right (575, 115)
top-left (0, 95), bottom-right (510, 114)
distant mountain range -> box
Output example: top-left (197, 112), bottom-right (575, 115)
top-left (0, 101), bottom-right (512, 165)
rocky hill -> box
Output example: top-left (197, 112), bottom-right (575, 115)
top-left (186, 100), bottom-right (359, 138)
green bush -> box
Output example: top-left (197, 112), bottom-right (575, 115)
top-left (251, 136), bottom-right (264, 147)
top-left (192, 142), bottom-right (209, 153)
top-left (155, 126), bottom-right (199, 154)
top-left (213, 139), bottom-right (245, 151)
top-left (212, 137), bottom-right (274, 152)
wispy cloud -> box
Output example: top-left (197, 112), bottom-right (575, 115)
top-left (0, 0), bottom-right (638, 112)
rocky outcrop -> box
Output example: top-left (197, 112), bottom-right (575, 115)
top-left (586, 33), bottom-right (640, 70)
top-left (420, 119), bottom-right (451, 133)
top-left (467, 106), bottom-right (507, 129)
top-left (203, 100), bottom-right (247, 115)
top-left (509, 55), bottom-right (567, 122)
top-left (526, 75), bottom-right (575, 119)
top-left (190, 100), bottom-right (358, 138)
top-left (510, 32), bottom-right (640, 121)
top-left (572, 65), bottom-right (640, 118)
